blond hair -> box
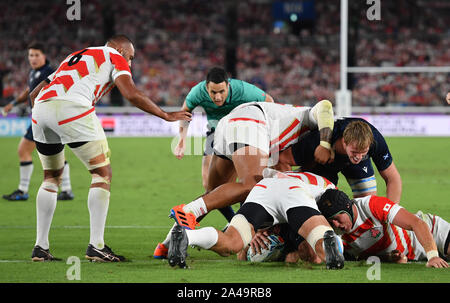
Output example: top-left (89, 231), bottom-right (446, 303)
top-left (343, 121), bottom-right (374, 150)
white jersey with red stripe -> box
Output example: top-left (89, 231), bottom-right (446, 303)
top-left (262, 168), bottom-right (337, 198)
top-left (245, 170), bottom-right (336, 226)
top-left (233, 102), bottom-right (317, 153)
top-left (35, 46), bottom-right (131, 107)
top-left (341, 196), bottom-right (428, 260)
top-left (213, 102), bottom-right (318, 160)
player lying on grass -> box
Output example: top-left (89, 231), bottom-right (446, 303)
top-left (154, 99), bottom-right (335, 258)
top-left (166, 169), bottom-right (345, 270)
top-left (315, 189), bottom-right (449, 268)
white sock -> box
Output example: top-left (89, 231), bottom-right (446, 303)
top-left (35, 182), bottom-right (58, 249)
top-left (162, 223), bottom-right (177, 247)
top-left (186, 227), bottom-right (219, 249)
top-left (88, 187), bottom-right (110, 249)
top-left (183, 197), bottom-right (207, 218)
top-left (60, 162), bottom-right (72, 192)
top-left (18, 161), bottom-right (33, 193)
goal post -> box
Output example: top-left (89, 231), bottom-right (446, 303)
top-left (337, 0), bottom-right (450, 117)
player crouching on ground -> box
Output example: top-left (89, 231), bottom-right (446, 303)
top-left (167, 169), bottom-right (345, 270)
top-left (316, 189), bottom-right (449, 268)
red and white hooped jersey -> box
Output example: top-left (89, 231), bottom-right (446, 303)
top-left (341, 196), bottom-right (426, 260)
top-left (35, 46), bottom-right (131, 107)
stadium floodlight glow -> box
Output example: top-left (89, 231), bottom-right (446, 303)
top-left (290, 14), bottom-right (298, 22)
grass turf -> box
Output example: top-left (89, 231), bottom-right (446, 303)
top-left (0, 137), bottom-right (449, 284)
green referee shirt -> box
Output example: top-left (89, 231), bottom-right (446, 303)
top-left (185, 79), bottom-right (267, 130)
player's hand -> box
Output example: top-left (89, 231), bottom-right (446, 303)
top-left (249, 230), bottom-right (270, 255)
top-left (426, 256), bottom-right (449, 268)
top-left (2, 103), bottom-right (13, 116)
top-left (174, 139), bottom-right (185, 160)
top-left (165, 111), bottom-right (192, 122)
top-left (314, 145), bottom-right (334, 164)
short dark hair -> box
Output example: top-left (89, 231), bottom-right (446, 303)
top-left (107, 34), bottom-right (134, 45)
top-left (206, 67), bottom-right (228, 84)
top-left (27, 41), bottom-right (45, 53)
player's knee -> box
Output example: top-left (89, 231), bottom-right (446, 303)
top-left (40, 180), bottom-right (59, 193)
top-left (91, 173), bottom-right (111, 186)
top-left (306, 225), bottom-right (333, 255)
top-left (228, 214), bottom-right (253, 251)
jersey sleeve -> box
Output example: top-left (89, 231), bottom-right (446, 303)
top-left (184, 82), bottom-right (204, 110)
top-left (369, 126), bottom-right (393, 172)
top-left (109, 52), bottom-right (132, 81)
top-left (368, 196), bottom-right (403, 223)
top-left (239, 81), bottom-right (267, 102)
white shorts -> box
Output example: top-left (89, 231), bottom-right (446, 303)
top-left (213, 105), bottom-right (269, 159)
top-left (244, 177), bottom-right (319, 226)
top-left (32, 100), bottom-right (106, 144)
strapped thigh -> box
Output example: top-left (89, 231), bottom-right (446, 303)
top-left (35, 142), bottom-right (65, 171)
top-left (70, 139), bottom-right (110, 170)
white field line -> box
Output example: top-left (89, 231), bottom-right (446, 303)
top-left (0, 225), bottom-right (171, 229)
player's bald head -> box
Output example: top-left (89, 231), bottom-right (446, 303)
top-left (106, 35), bottom-right (135, 67)
top-left (107, 34), bottom-right (132, 45)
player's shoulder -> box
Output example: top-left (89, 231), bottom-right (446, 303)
top-left (185, 80), bottom-right (209, 108)
top-left (187, 80), bottom-right (207, 98)
top-left (356, 195), bottom-right (399, 222)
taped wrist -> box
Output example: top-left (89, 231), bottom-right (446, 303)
top-left (426, 250), bottom-right (439, 261)
top-left (310, 99), bottom-right (334, 132)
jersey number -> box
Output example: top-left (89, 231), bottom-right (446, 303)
top-left (68, 49), bottom-right (88, 66)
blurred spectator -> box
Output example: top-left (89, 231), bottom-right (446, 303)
top-left (1, 0), bottom-right (448, 107)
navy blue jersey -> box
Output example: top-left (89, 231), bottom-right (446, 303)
top-left (23, 60), bottom-right (54, 140)
top-left (291, 117), bottom-right (393, 185)
top-left (28, 60), bottom-right (54, 104)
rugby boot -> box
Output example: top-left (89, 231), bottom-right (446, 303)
top-left (57, 190), bottom-right (74, 201)
top-left (3, 189), bottom-right (28, 201)
top-left (153, 242), bottom-right (168, 259)
top-left (169, 204), bottom-right (199, 230)
top-left (168, 224), bottom-right (189, 269)
top-left (323, 230), bottom-right (345, 269)
top-left (85, 244), bottom-right (125, 262)
top-left (31, 245), bottom-right (62, 262)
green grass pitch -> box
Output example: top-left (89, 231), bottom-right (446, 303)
top-left (0, 137), bottom-right (449, 284)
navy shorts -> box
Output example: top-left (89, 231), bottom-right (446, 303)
top-left (24, 124), bottom-right (34, 142)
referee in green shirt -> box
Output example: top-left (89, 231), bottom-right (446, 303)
top-left (174, 67), bottom-right (274, 222)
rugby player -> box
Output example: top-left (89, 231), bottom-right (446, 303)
top-left (29, 35), bottom-right (191, 262)
top-left (317, 189), bottom-right (449, 268)
top-left (154, 99), bottom-right (335, 259)
top-left (2, 42), bottom-right (74, 201)
top-left (277, 118), bottom-right (402, 203)
top-left (174, 67), bottom-right (274, 223)
top-left (167, 169), bottom-right (345, 270)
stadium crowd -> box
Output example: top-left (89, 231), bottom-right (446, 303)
top-left (1, 0), bottom-right (448, 108)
